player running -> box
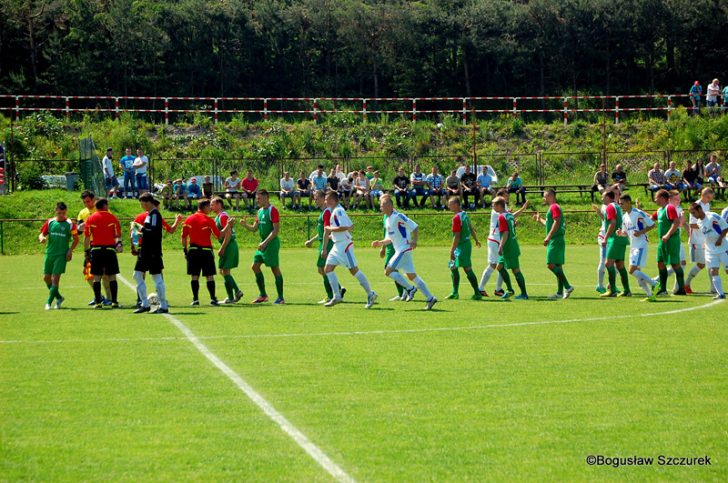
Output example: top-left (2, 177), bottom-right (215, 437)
top-left (619, 194), bottom-right (657, 298)
top-left (479, 188), bottom-right (529, 297)
top-left (689, 202), bottom-right (728, 299)
top-left (533, 189), bottom-right (574, 299)
top-left (371, 195), bottom-right (437, 310)
top-left (601, 190), bottom-right (631, 297)
top-left (77, 190), bottom-right (112, 305)
top-left (379, 207), bottom-right (405, 302)
top-left (83, 198), bottom-right (122, 309)
top-left (493, 196), bottom-right (528, 300)
top-left (653, 189), bottom-right (686, 296)
top-left (39, 202), bottom-right (79, 310)
top-left (322, 191), bottom-right (377, 308)
top-left (241, 190), bottom-right (284, 304)
top-left (685, 188), bottom-right (714, 293)
top-left (305, 190), bottom-right (346, 304)
top-left (447, 197), bottom-right (482, 300)
top-left (211, 197), bottom-right (244, 304)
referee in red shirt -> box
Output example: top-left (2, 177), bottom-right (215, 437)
top-left (182, 199), bottom-right (234, 305)
top-left (83, 198), bottom-right (122, 309)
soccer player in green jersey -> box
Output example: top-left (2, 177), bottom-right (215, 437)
top-left (305, 190), bottom-right (346, 304)
top-left (493, 197), bottom-right (528, 300)
top-left (211, 197), bottom-right (243, 304)
top-left (39, 202), bottom-right (79, 310)
top-left (654, 189), bottom-right (686, 296)
top-left (533, 190), bottom-right (574, 299)
top-left (241, 190), bottom-right (284, 304)
top-left (601, 190), bottom-right (631, 297)
top-left (447, 197), bottom-right (482, 300)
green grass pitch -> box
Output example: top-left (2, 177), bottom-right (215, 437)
top-left (1, 245), bottom-right (727, 480)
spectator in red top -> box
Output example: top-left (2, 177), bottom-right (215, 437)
top-left (182, 199), bottom-right (233, 306)
top-left (83, 198), bottom-right (122, 308)
top-left (241, 170), bottom-right (259, 212)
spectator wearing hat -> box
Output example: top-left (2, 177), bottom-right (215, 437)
top-left (187, 177), bottom-right (202, 200)
top-left (689, 81), bottom-right (702, 115)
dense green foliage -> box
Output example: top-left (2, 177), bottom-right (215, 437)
top-left (1, 0), bottom-right (727, 97)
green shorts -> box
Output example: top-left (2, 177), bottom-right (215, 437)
top-left (384, 245), bottom-right (395, 268)
top-left (606, 237), bottom-right (628, 261)
top-left (657, 236), bottom-right (682, 265)
top-left (546, 237), bottom-right (565, 265)
top-left (455, 242), bottom-right (472, 268)
top-left (498, 253), bottom-right (520, 270)
top-left (253, 237), bottom-right (280, 268)
top-left (218, 239), bottom-right (239, 270)
top-left (317, 240), bottom-right (334, 268)
top-left (43, 254), bottom-right (67, 275)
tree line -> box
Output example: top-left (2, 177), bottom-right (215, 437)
top-left (1, 0), bottom-right (726, 99)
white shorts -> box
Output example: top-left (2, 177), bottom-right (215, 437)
top-left (387, 248), bottom-right (415, 274)
top-left (326, 242), bottom-right (358, 269)
top-left (689, 242), bottom-right (706, 264)
top-left (598, 238), bottom-right (607, 261)
top-left (705, 250), bottom-right (728, 270)
top-left (679, 244), bottom-right (686, 263)
top-left (629, 246), bottom-right (648, 268)
top-left (487, 240), bottom-right (499, 265)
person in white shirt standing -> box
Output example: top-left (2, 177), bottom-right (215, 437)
top-left (371, 195), bottom-right (437, 310)
top-left (134, 148), bottom-right (149, 196)
top-left (619, 194), bottom-right (657, 297)
top-left (706, 78), bottom-right (721, 111)
top-left (689, 203), bottom-right (728, 299)
top-left (101, 147), bottom-right (119, 197)
top-left (322, 191), bottom-right (377, 308)
top-left (685, 188), bottom-right (714, 293)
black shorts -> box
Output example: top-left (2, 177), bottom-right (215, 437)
top-left (90, 247), bottom-right (120, 276)
top-left (134, 251), bottom-right (164, 275)
top-left (187, 247), bottom-right (216, 277)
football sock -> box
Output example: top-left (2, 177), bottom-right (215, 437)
top-left (45, 281), bottom-right (51, 289)
top-left (191, 280), bottom-right (200, 300)
top-left (633, 270), bottom-right (653, 286)
top-left (322, 274), bottom-right (334, 299)
top-left (479, 265), bottom-right (495, 290)
top-left (597, 249), bottom-right (606, 287)
top-left (465, 268), bottom-right (480, 294)
top-left (395, 281), bottom-right (405, 296)
top-left (275, 275), bottom-right (284, 299)
top-left (109, 280), bottom-right (118, 303)
top-left (414, 276), bottom-right (434, 300)
top-left (666, 266), bottom-right (675, 277)
top-left (93, 281), bottom-right (102, 303)
top-left (206, 280), bottom-right (216, 300)
top-left (618, 267), bottom-right (631, 293)
top-left (685, 265), bottom-right (702, 286)
top-left (658, 268), bottom-right (668, 292)
top-left (229, 276), bottom-right (240, 293)
top-left (607, 265), bottom-right (617, 292)
top-left (450, 268), bottom-right (460, 293)
top-left (549, 266), bottom-right (564, 293)
top-left (514, 272), bottom-right (527, 296)
top-left (712, 275), bottom-right (724, 296)
top-left (389, 271), bottom-right (413, 290)
top-left (498, 268), bottom-right (513, 292)
top-left (326, 272), bottom-right (341, 298)
top-left (495, 273), bottom-right (503, 291)
top-left (152, 273), bottom-right (168, 309)
top-left (355, 271), bottom-right (372, 294)
top-left (674, 266), bottom-right (685, 291)
top-left (134, 271), bottom-right (148, 307)
top-left (55, 287), bottom-right (62, 301)
top-left (255, 271), bottom-right (266, 297)
top-left (46, 285), bottom-right (57, 305)
top-left (223, 276), bottom-right (233, 299)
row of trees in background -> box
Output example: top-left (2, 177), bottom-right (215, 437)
top-left (1, 0), bottom-right (726, 98)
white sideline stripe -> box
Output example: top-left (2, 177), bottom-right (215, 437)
top-left (116, 275), bottom-right (355, 483)
top-left (3, 298), bottom-right (722, 345)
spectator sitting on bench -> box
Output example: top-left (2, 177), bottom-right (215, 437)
top-left (507, 171), bottom-right (526, 205)
top-left (592, 163), bottom-right (609, 194)
top-left (187, 177), bottom-right (202, 201)
top-left (338, 175), bottom-right (353, 209)
top-left (477, 166), bottom-right (495, 208)
top-left (296, 170), bottom-right (312, 210)
top-left (410, 165), bottom-right (429, 208)
top-left (705, 154), bottom-right (725, 193)
top-left (370, 171), bottom-right (384, 208)
top-left (611, 164), bottom-right (627, 190)
top-left (460, 165), bottom-right (479, 210)
top-left (161, 180), bottom-right (173, 210)
top-left (310, 165), bottom-right (328, 193)
top-left (172, 178), bottom-right (190, 210)
top-left (224, 170), bottom-right (242, 210)
top-left (682, 159), bottom-right (702, 195)
top-left (327, 168), bottom-right (340, 193)
top-left (648, 162), bottom-right (667, 192)
top-left (426, 166), bottom-right (445, 209)
top-left (241, 170), bottom-right (258, 212)
top-left (353, 170), bottom-right (371, 209)
top-left (202, 175), bottom-right (214, 199)
top-left (664, 161), bottom-right (686, 191)
top-left (393, 167), bottom-right (411, 209)
top-left (279, 171), bottom-right (296, 209)
top-left (445, 169), bottom-right (461, 203)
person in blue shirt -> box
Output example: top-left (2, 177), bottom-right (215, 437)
top-left (723, 85), bottom-right (728, 113)
top-left (425, 166), bottom-right (445, 209)
top-left (187, 177), bottom-right (202, 200)
top-left (173, 178), bottom-right (189, 210)
top-left (409, 165), bottom-right (429, 208)
top-left (310, 165), bottom-right (328, 192)
top-left (689, 81), bottom-right (702, 115)
top-left (118, 147), bottom-right (137, 198)
top-left (476, 167), bottom-right (495, 208)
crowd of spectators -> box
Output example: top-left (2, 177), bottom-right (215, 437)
top-left (689, 78), bottom-right (728, 115)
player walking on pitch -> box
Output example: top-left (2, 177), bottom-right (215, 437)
top-left (533, 190), bottom-right (574, 299)
top-left (685, 188), bottom-right (714, 293)
top-left (240, 190), bottom-right (284, 304)
top-left (592, 198), bottom-right (609, 294)
top-left (601, 190), bottom-right (631, 297)
top-left (654, 189), bottom-right (687, 296)
top-left (371, 195), bottom-right (437, 310)
top-left (211, 197), bottom-right (244, 304)
top-left (689, 202), bottom-right (728, 299)
top-left (83, 198), bottom-right (122, 308)
top-left (447, 197), bottom-right (482, 300)
top-left (493, 197), bottom-right (528, 300)
top-left (305, 190), bottom-right (346, 304)
top-left (39, 202), bottom-right (79, 309)
top-left (619, 194), bottom-right (657, 298)
top-left (322, 191), bottom-right (377, 308)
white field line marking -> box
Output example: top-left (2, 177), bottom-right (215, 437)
top-left (3, 298), bottom-right (722, 346)
top-left (115, 275), bottom-right (355, 483)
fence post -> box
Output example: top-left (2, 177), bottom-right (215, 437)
top-left (65, 97), bottom-right (70, 121)
top-left (614, 97), bottom-right (620, 124)
top-left (667, 96), bottom-right (672, 121)
top-left (115, 97), bottom-right (120, 120)
top-left (563, 97), bottom-right (569, 125)
top-left (462, 98), bottom-right (468, 125)
top-left (362, 98), bottom-right (367, 123)
top-left (263, 98), bottom-right (269, 121)
top-left (214, 98), bottom-right (219, 124)
top-left (164, 98), bottom-right (169, 125)
top-left (412, 98), bottom-right (417, 122)
top-left (14, 96), bottom-right (19, 121)
top-left (512, 97), bottom-right (518, 117)
top-left (313, 98), bottom-right (319, 123)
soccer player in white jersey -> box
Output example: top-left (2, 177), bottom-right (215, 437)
top-left (689, 202), bottom-right (728, 299)
top-left (479, 188), bottom-right (528, 296)
top-left (322, 191), bottom-right (377, 308)
top-left (722, 206), bottom-right (728, 223)
top-left (619, 194), bottom-right (657, 297)
top-left (685, 188), bottom-right (714, 293)
top-left (592, 200), bottom-right (609, 293)
top-left (371, 195), bottom-right (437, 310)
